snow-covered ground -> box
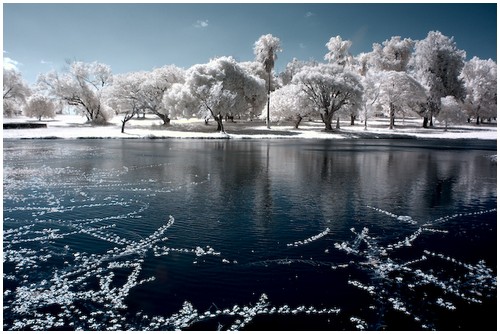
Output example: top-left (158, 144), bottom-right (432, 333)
top-left (2, 114), bottom-right (497, 140)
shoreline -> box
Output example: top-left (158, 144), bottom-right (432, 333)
top-left (2, 115), bottom-right (497, 142)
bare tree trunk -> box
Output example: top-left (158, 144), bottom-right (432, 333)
top-left (322, 111), bottom-right (335, 131)
top-left (294, 114), bottom-right (303, 129)
top-left (389, 102), bottom-right (395, 129)
top-left (266, 71), bottom-right (271, 129)
top-left (215, 113), bottom-right (225, 133)
top-left (423, 116), bottom-right (429, 128)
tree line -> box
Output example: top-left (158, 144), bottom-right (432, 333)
top-left (3, 32), bottom-right (497, 133)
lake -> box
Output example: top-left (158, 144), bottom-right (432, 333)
top-left (3, 138), bottom-right (497, 330)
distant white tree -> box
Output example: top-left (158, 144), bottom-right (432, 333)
top-left (253, 34), bottom-right (282, 128)
top-left (23, 93), bottom-right (56, 121)
top-left (162, 82), bottom-right (198, 120)
top-left (106, 72), bottom-right (145, 133)
top-left (269, 84), bottom-right (315, 128)
top-left (413, 31), bottom-right (466, 127)
top-left (37, 61), bottom-right (113, 123)
top-left (186, 56), bottom-right (266, 133)
top-left (437, 96), bottom-right (464, 131)
top-left (459, 56), bottom-right (497, 124)
top-left (376, 71), bottom-right (427, 128)
top-left (278, 58), bottom-right (319, 86)
top-left (140, 65), bottom-right (185, 124)
top-left (324, 35), bottom-right (353, 67)
top-left (293, 63), bottom-right (363, 131)
top-left (371, 36), bottom-right (414, 72)
top-left (359, 69), bottom-right (381, 129)
top-left (3, 69), bottom-right (31, 117)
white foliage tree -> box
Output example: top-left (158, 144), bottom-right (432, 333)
top-left (253, 34), bottom-right (282, 128)
top-left (366, 36), bottom-right (421, 128)
top-left (186, 56), bottom-right (266, 133)
top-left (269, 84), bottom-right (315, 128)
top-left (371, 36), bottom-right (414, 72)
top-left (3, 69), bottom-right (31, 117)
top-left (23, 93), bottom-right (56, 121)
top-left (324, 35), bottom-right (353, 67)
top-left (37, 61), bottom-right (113, 123)
top-left (375, 71), bottom-right (427, 129)
top-left (139, 65), bottom-right (185, 124)
top-left (106, 72), bottom-right (145, 133)
top-left (437, 96), bottom-right (464, 131)
top-left (162, 82), bottom-right (198, 120)
top-left (413, 31), bottom-right (466, 127)
top-left (459, 56), bottom-right (497, 124)
top-left (359, 69), bottom-right (381, 130)
top-left (293, 63), bottom-right (363, 131)
top-left (279, 58), bottom-right (319, 86)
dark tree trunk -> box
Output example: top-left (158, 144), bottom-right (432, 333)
top-left (322, 111), bottom-right (335, 131)
top-left (336, 117), bottom-right (340, 129)
top-left (476, 116), bottom-right (480, 125)
top-left (158, 114), bottom-right (170, 125)
top-left (423, 116), bottom-right (429, 128)
top-left (389, 102), bottom-right (395, 129)
top-left (294, 115), bottom-right (303, 129)
top-left (266, 71), bottom-right (271, 129)
top-left (429, 115), bottom-right (433, 127)
top-left (215, 113), bottom-right (225, 133)
top-left (350, 115), bottom-right (355, 126)
top-left (121, 111), bottom-right (136, 133)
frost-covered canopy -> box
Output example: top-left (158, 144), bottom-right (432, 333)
top-left (3, 69), bottom-right (31, 117)
top-left (460, 56), bottom-right (497, 122)
top-left (293, 63), bottom-right (363, 130)
top-left (371, 36), bottom-right (414, 72)
top-left (324, 36), bottom-right (352, 67)
top-left (186, 56), bottom-right (266, 132)
top-left (37, 61), bottom-right (113, 123)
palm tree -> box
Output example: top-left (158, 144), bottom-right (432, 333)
top-left (254, 34), bottom-right (281, 129)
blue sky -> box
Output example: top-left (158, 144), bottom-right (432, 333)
top-left (3, 3), bottom-right (497, 84)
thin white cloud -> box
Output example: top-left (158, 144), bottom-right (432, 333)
top-left (305, 11), bottom-right (315, 18)
top-left (194, 20), bottom-right (209, 29)
top-left (299, 43), bottom-right (307, 49)
top-left (3, 56), bottom-right (20, 71)
top-left (40, 59), bottom-right (53, 65)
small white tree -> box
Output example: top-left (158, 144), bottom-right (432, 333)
top-left (293, 63), bottom-right (363, 131)
top-left (376, 71), bottom-right (427, 128)
top-left (3, 69), bottom-right (31, 117)
top-left (186, 57), bottom-right (266, 133)
top-left (162, 82), bottom-right (198, 120)
top-left (269, 84), bottom-right (314, 128)
top-left (460, 56), bottom-right (497, 124)
top-left (324, 35), bottom-right (352, 67)
top-left (413, 31), bottom-right (466, 127)
top-left (437, 96), bottom-right (464, 131)
top-left (37, 61), bottom-right (113, 123)
top-left (360, 69), bottom-right (382, 130)
top-left (24, 93), bottom-right (56, 121)
top-left (140, 65), bottom-right (185, 124)
top-left (106, 72), bottom-right (145, 133)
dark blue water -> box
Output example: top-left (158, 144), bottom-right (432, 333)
top-left (3, 139), bottom-right (497, 330)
